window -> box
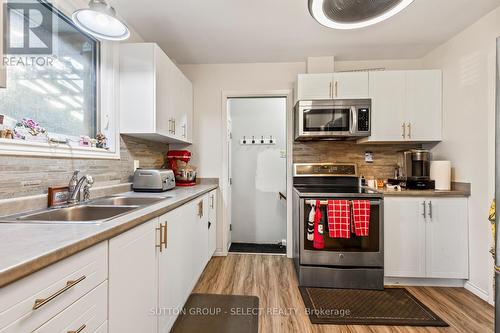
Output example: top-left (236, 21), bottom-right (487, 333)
top-left (0, 0), bottom-right (102, 149)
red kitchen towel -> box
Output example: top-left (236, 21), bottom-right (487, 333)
top-left (327, 200), bottom-right (351, 239)
top-left (352, 200), bottom-right (371, 237)
top-left (313, 200), bottom-right (324, 249)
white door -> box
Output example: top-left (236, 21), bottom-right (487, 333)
top-left (109, 219), bottom-right (158, 333)
top-left (158, 209), bottom-right (188, 333)
top-left (384, 198), bottom-right (427, 278)
top-left (227, 113), bottom-right (232, 250)
top-left (208, 190), bottom-right (217, 257)
top-left (425, 198), bottom-right (469, 278)
top-left (296, 73), bottom-right (334, 101)
top-left (367, 71), bottom-right (406, 142)
top-left (406, 70), bottom-right (442, 141)
top-left (333, 72), bottom-right (369, 99)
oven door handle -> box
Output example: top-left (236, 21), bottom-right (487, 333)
top-left (350, 106), bottom-right (357, 134)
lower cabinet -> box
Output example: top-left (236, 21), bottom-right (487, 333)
top-left (384, 197), bottom-right (469, 279)
top-left (109, 192), bottom-right (217, 333)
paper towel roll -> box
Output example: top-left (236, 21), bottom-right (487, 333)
top-left (430, 161), bottom-right (451, 190)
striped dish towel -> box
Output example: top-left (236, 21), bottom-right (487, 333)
top-left (352, 200), bottom-right (371, 237)
top-left (327, 200), bottom-right (351, 239)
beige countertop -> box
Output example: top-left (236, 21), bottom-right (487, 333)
top-left (0, 184), bottom-right (218, 288)
top-left (377, 188), bottom-right (470, 197)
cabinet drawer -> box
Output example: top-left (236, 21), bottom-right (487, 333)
top-left (33, 281), bottom-right (107, 333)
top-left (0, 242), bottom-right (108, 333)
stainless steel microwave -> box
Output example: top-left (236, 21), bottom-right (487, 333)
top-left (294, 99), bottom-right (371, 140)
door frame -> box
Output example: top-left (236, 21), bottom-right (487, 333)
top-left (220, 90), bottom-right (293, 257)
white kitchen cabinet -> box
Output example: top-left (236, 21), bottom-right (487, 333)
top-left (294, 72), bottom-right (369, 103)
top-left (384, 197), bottom-right (469, 279)
top-left (32, 281), bottom-right (107, 333)
top-left (425, 198), bottom-right (468, 278)
top-left (109, 218), bottom-right (159, 333)
top-left (0, 2), bottom-right (6, 88)
top-left (406, 70), bottom-right (443, 142)
top-left (208, 190), bottom-right (218, 257)
top-left (119, 43), bottom-right (193, 144)
top-left (361, 70), bottom-right (442, 143)
top-left (0, 242), bottom-right (107, 333)
top-left (384, 198), bottom-right (426, 278)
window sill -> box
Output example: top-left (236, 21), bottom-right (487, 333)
top-left (0, 138), bottom-right (120, 159)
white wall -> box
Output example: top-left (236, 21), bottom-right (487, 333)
top-left (421, 5), bottom-right (500, 304)
top-left (229, 97), bottom-right (287, 244)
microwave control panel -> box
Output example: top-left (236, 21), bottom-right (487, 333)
top-left (357, 108), bottom-right (370, 132)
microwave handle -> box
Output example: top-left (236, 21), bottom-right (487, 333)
top-left (350, 106), bottom-right (357, 134)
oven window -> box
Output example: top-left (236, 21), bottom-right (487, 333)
top-left (303, 108), bottom-right (350, 132)
top-left (303, 203), bottom-right (380, 252)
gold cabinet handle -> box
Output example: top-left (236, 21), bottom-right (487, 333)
top-left (68, 324), bottom-right (86, 333)
top-left (329, 82), bottom-right (332, 98)
top-left (210, 195), bottom-right (214, 209)
top-left (33, 276), bottom-right (86, 310)
top-left (198, 200), bottom-right (204, 218)
top-left (163, 222), bottom-right (168, 250)
top-left (334, 81), bottom-right (338, 97)
top-left (402, 123), bottom-right (406, 139)
top-left (156, 223), bottom-right (165, 252)
top-left (407, 122), bottom-right (411, 138)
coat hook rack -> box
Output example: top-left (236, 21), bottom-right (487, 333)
top-left (239, 135), bottom-right (276, 145)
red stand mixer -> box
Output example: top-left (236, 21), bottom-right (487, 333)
top-left (166, 150), bottom-right (197, 187)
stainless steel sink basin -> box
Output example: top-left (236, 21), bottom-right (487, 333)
top-left (13, 205), bottom-right (139, 224)
top-left (90, 196), bottom-right (169, 206)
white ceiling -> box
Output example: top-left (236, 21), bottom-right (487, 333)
top-left (111, 0), bottom-right (500, 64)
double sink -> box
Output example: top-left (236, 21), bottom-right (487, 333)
top-left (1, 196), bottom-right (170, 224)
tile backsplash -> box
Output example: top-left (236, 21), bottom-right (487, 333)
top-left (293, 141), bottom-right (421, 179)
top-left (0, 135), bottom-right (168, 200)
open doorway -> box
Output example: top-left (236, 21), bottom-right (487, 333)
top-left (227, 97), bottom-right (287, 254)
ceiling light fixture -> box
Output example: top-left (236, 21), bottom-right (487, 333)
top-left (308, 0), bottom-right (414, 30)
top-left (72, 0), bottom-right (130, 41)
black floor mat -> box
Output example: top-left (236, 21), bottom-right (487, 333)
top-left (299, 287), bottom-right (448, 327)
top-left (229, 242), bottom-right (286, 254)
top-left (171, 294), bottom-right (259, 333)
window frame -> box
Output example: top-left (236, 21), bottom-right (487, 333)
top-left (0, 0), bottom-right (120, 160)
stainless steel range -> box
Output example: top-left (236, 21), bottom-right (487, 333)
top-left (292, 163), bottom-right (384, 290)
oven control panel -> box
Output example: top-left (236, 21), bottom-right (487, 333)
top-left (293, 163), bottom-right (358, 177)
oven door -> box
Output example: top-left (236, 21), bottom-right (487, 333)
top-left (296, 104), bottom-right (356, 139)
top-left (299, 197), bottom-right (384, 267)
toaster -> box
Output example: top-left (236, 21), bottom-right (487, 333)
top-left (132, 169), bottom-right (176, 192)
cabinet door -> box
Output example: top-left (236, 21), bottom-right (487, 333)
top-left (155, 45), bottom-right (176, 138)
top-left (195, 195), bottom-right (210, 274)
top-left (425, 198), bottom-right (469, 278)
top-left (208, 190), bottom-right (217, 257)
top-left (173, 69), bottom-right (193, 142)
top-left (333, 72), bottom-right (369, 99)
top-left (406, 70), bottom-right (442, 141)
top-left (384, 198), bottom-right (426, 277)
top-left (296, 73), bottom-right (334, 102)
top-left (158, 208), bottom-right (190, 333)
top-left (366, 71), bottom-right (406, 142)
top-left (109, 219), bottom-right (158, 333)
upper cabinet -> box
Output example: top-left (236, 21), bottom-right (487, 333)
top-left (119, 43), bottom-right (193, 144)
top-left (0, 2), bottom-right (5, 88)
top-left (294, 72), bottom-right (369, 103)
top-left (359, 69), bottom-right (442, 143)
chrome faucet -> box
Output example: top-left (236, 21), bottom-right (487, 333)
top-left (68, 171), bottom-right (94, 205)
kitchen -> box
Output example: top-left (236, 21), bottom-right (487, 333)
top-left (0, 0), bottom-right (498, 332)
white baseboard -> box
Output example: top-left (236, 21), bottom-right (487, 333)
top-left (213, 251), bottom-right (228, 257)
top-left (384, 277), bottom-right (466, 287)
top-left (464, 281), bottom-right (490, 303)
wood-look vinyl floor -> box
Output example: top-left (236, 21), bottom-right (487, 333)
top-left (193, 254), bottom-right (494, 333)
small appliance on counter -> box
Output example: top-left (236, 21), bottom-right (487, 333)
top-left (166, 150), bottom-right (197, 186)
top-left (132, 169), bottom-right (176, 192)
top-left (403, 149), bottom-right (435, 190)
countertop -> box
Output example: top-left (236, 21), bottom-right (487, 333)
top-left (376, 188), bottom-right (470, 197)
top-left (0, 184), bottom-right (218, 288)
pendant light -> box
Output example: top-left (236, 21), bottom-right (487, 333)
top-left (72, 0), bottom-right (130, 41)
top-left (309, 0), bottom-right (414, 30)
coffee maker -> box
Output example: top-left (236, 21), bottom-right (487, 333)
top-left (403, 149), bottom-right (435, 190)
